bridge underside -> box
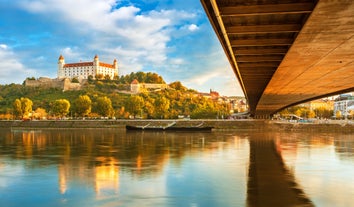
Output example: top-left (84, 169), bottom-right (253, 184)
top-left (201, 0), bottom-right (354, 117)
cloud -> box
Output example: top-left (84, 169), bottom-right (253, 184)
top-left (0, 44), bottom-right (37, 84)
top-left (4, 0), bottom-right (243, 96)
top-left (17, 0), bottom-right (194, 67)
top-left (188, 71), bottom-right (222, 86)
top-left (59, 47), bottom-right (83, 62)
top-left (0, 44), bottom-right (8, 49)
top-left (188, 24), bottom-right (199, 31)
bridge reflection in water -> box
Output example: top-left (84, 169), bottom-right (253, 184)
top-left (247, 135), bottom-right (313, 207)
top-left (1, 129), bottom-right (353, 206)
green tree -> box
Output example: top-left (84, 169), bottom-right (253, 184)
top-left (52, 99), bottom-right (70, 117)
top-left (169, 81), bottom-right (186, 91)
top-left (88, 75), bottom-right (94, 82)
top-left (95, 96), bottom-right (114, 117)
top-left (126, 95), bottom-right (145, 118)
top-left (74, 95), bottom-right (92, 117)
top-left (154, 96), bottom-right (170, 119)
top-left (72, 77), bottom-right (79, 83)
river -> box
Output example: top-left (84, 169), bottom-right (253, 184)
top-left (0, 128), bottom-right (353, 207)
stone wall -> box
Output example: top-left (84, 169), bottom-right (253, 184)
top-left (2, 119), bottom-right (354, 132)
top-left (24, 77), bottom-right (81, 91)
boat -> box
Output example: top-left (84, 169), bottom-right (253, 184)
top-left (125, 122), bottom-right (213, 131)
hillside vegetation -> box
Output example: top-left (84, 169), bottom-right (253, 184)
top-left (0, 72), bottom-right (230, 120)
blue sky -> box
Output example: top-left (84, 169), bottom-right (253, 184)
top-left (0, 0), bottom-right (243, 96)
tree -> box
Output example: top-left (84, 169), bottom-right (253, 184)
top-left (74, 95), bottom-right (92, 117)
top-left (33, 108), bottom-right (47, 120)
top-left (13, 97), bottom-right (33, 119)
top-left (88, 75), bottom-right (94, 82)
top-left (72, 77), bottom-right (79, 83)
top-left (308, 110), bottom-right (316, 118)
top-left (20, 97), bottom-right (33, 117)
top-left (335, 110), bottom-right (342, 119)
top-left (13, 99), bottom-right (22, 119)
top-left (95, 96), bottom-right (114, 117)
top-left (104, 74), bottom-right (111, 80)
top-left (154, 96), bottom-right (170, 118)
top-left (95, 74), bottom-right (104, 80)
top-left (126, 95), bottom-right (145, 118)
top-left (52, 99), bottom-right (70, 117)
top-left (169, 81), bottom-right (186, 91)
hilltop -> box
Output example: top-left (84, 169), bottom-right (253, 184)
top-left (0, 72), bottom-right (245, 120)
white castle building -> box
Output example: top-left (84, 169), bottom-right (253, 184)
top-left (57, 55), bottom-right (118, 80)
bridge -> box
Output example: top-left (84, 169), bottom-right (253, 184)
top-left (201, 0), bottom-right (354, 118)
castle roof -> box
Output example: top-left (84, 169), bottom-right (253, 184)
top-left (64, 62), bottom-right (93, 68)
top-left (63, 62), bottom-right (115, 69)
top-left (99, 62), bottom-right (115, 69)
top-left (60, 55), bottom-right (116, 69)
top-left (131, 79), bottom-right (139, 84)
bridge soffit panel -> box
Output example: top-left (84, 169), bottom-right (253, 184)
top-left (201, 0), bottom-right (317, 116)
top-left (257, 0), bottom-right (354, 116)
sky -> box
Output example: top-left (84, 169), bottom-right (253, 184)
top-left (0, 0), bottom-right (244, 96)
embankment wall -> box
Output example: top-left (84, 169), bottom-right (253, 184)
top-left (1, 120), bottom-right (354, 132)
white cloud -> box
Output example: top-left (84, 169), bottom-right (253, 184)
top-left (187, 71), bottom-right (221, 86)
top-left (8, 0), bottom-right (242, 95)
top-left (0, 45), bottom-right (37, 84)
top-left (60, 47), bottom-right (83, 61)
top-left (170, 58), bottom-right (184, 65)
top-left (16, 0), bottom-right (198, 72)
top-left (0, 44), bottom-right (8, 49)
top-left (188, 24), bottom-right (199, 31)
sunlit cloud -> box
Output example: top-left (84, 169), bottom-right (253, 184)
top-left (1, 0), bottom-right (244, 96)
top-left (186, 71), bottom-right (221, 86)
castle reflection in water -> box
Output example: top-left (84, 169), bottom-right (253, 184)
top-left (0, 128), bottom-right (353, 206)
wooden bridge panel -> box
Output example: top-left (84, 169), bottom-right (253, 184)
top-left (201, 0), bottom-right (354, 116)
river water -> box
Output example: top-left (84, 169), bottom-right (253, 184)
top-left (0, 128), bottom-right (353, 207)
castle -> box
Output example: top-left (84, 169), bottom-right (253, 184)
top-left (58, 55), bottom-right (118, 80)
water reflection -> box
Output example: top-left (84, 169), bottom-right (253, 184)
top-left (276, 133), bottom-right (354, 207)
top-left (247, 133), bottom-right (313, 207)
top-left (0, 129), bottom-right (353, 206)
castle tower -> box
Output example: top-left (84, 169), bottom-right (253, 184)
top-left (58, 55), bottom-right (65, 79)
top-left (93, 54), bottom-right (99, 66)
top-left (131, 79), bottom-right (140, 93)
top-left (93, 55), bottom-right (99, 78)
top-left (113, 59), bottom-right (118, 77)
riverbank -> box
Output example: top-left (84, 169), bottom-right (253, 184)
top-left (1, 119), bottom-right (354, 132)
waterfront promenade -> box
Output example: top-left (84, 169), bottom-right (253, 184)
top-left (1, 119), bottom-right (354, 132)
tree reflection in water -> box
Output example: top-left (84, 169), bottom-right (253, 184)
top-left (0, 129), bottom-right (353, 207)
